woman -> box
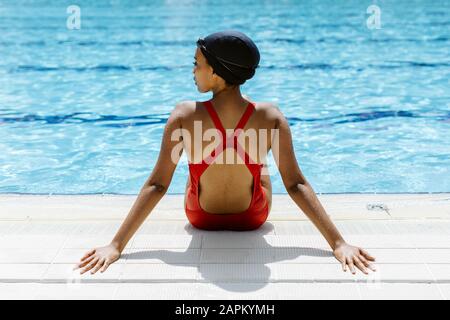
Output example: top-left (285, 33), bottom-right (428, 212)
top-left (76, 30), bottom-right (376, 276)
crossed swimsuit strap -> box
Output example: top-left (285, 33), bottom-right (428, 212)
top-left (197, 100), bottom-right (260, 176)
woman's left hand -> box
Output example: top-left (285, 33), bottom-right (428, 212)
top-left (333, 242), bottom-right (377, 275)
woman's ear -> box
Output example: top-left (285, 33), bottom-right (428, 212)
top-left (211, 71), bottom-right (225, 86)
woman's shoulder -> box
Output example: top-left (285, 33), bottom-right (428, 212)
top-left (251, 101), bottom-right (283, 120)
top-left (171, 100), bottom-right (197, 118)
top-left (174, 100), bottom-right (197, 110)
top-left (252, 100), bottom-right (279, 111)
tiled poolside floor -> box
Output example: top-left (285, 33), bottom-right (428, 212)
top-left (0, 193), bottom-right (449, 300)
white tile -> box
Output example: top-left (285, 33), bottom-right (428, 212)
top-left (266, 235), bottom-right (331, 249)
top-left (114, 283), bottom-right (238, 300)
top-left (131, 235), bottom-right (201, 249)
top-left (124, 248), bottom-right (200, 264)
top-left (343, 235), bottom-right (413, 248)
top-left (137, 221), bottom-right (274, 235)
top-left (200, 249), bottom-right (276, 264)
top-left (53, 248), bottom-right (127, 264)
top-left (415, 249), bottom-right (450, 263)
top-left (200, 248), bottom-right (335, 264)
top-left (63, 235), bottom-right (123, 249)
top-left (114, 283), bottom-right (193, 300)
top-left (363, 249), bottom-right (419, 264)
top-left (335, 220), bottom-right (393, 235)
top-left (385, 220), bottom-right (450, 235)
top-left (358, 283), bottom-right (443, 300)
top-left (0, 283), bottom-right (40, 299)
top-left (353, 264), bottom-right (433, 282)
top-left (202, 234), bottom-right (330, 249)
top-left (427, 264), bottom-right (450, 281)
top-left (437, 284), bottom-right (450, 300)
top-left (271, 221), bottom-right (324, 235)
top-left (0, 248), bottom-right (60, 263)
top-left (199, 264), bottom-right (274, 282)
top-left (0, 264), bottom-right (49, 280)
top-left (272, 220), bottom-right (395, 236)
top-left (272, 263), bottom-right (433, 283)
top-left (274, 283), bottom-right (360, 300)
top-left (0, 222), bottom-right (16, 235)
top-left (273, 264), bottom-right (357, 282)
top-left (202, 234), bottom-right (274, 249)
top-left (1, 222), bottom-right (30, 235)
top-left (409, 235), bottom-right (450, 248)
top-left (193, 283), bottom-right (281, 300)
top-left (8, 222), bottom-right (78, 236)
top-left (69, 222), bottom-right (123, 236)
top-left (273, 248), bottom-right (335, 264)
top-left (2, 194), bottom-right (449, 221)
top-left (121, 264), bottom-right (200, 281)
top-left (136, 221), bottom-right (193, 235)
top-left (115, 283), bottom-right (278, 304)
top-left (0, 235), bottom-right (67, 249)
top-left (43, 263), bottom-right (123, 282)
top-left (2, 194), bottom-right (450, 292)
top-left (34, 283), bottom-right (118, 300)
top-left (367, 248), bottom-right (450, 264)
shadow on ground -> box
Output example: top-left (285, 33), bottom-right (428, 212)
top-left (121, 222), bottom-right (334, 292)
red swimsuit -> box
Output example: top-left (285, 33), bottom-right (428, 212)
top-left (185, 100), bottom-right (269, 231)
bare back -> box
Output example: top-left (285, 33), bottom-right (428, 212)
top-left (180, 100), bottom-right (277, 214)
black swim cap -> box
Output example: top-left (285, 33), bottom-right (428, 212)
top-left (196, 30), bottom-right (260, 85)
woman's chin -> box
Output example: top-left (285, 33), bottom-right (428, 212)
top-left (196, 85), bottom-right (207, 93)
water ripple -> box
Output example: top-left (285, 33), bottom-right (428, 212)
top-left (1, 37), bottom-right (448, 47)
top-left (0, 111), bottom-right (168, 127)
top-left (1, 110), bottom-right (449, 128)
top-left (6, 61), bottom-right (450, 73)
top-left (10, 64), bottom-right (176, 72)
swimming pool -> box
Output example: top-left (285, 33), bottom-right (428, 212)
top-left (0, 0), bottom-right (449, 194)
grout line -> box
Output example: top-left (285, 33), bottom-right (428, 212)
top-left (198, 234), bottom-right (204, 280)
top-left (423, 260), bottom-right (445, 300)
top-left (355, 280), bottom-right (363, 300)
top-left (3, 279), bottom-right (450, 284)
top-left (1, 261), bottom-right (448, 268)
top-left (2, 261), bottom-right (450, 265)
top-left (111, 283), bottom-right (121, 300)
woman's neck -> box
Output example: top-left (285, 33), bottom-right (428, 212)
top-left (211, 85), bottom-right (246, 107)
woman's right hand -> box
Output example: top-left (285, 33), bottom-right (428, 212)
top-left (74, 243), bottom-right (121, 274)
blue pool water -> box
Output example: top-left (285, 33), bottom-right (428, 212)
top-left (0, 0), bottom-right (449, 194)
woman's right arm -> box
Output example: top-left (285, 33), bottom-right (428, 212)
top-left (75, 102), bottom-right (186, 274)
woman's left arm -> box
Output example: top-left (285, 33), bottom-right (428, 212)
top-left (271, 104), bottom-right (376, 274)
